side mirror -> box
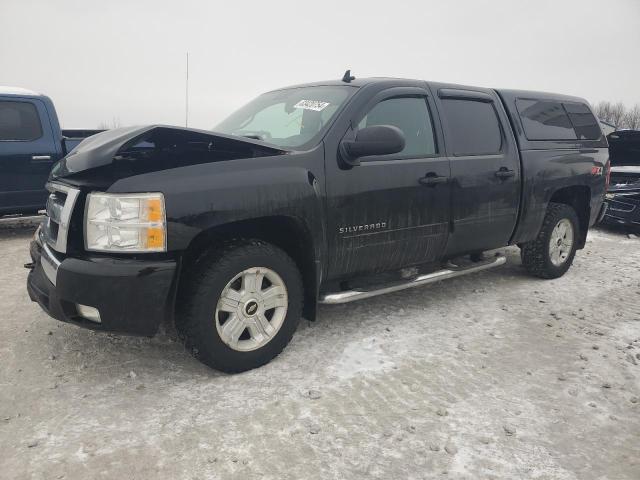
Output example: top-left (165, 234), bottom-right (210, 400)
top-left (340, 125), bottom-right (405, 166)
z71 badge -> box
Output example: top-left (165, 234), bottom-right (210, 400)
top-left (339, 222), bottom-right (388, 235)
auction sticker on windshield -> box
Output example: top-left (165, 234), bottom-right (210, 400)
top-left (294, 100), bottom-right (330, 112)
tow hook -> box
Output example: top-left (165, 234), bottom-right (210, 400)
top-left (24, 262), bottom-right (35, 270)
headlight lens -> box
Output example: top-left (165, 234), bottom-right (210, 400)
top-left (85, 192), bottom-right (166, 252)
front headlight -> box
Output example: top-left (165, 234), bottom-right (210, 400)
top-left (85, 192), bottom-right (166, 252)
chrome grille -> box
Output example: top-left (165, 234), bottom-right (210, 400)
top-left (46, 191), bottom-right (65, 223)
top-left (43, 183), bottom-right (80, 253)
top-left (609, 198), bottom-right (637, 213)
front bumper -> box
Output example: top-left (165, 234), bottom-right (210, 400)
top-left (27, 238), bottom-right (178, 336)
top-left (602, 191), bottom-right (640, 227)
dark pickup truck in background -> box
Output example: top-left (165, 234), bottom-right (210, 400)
top-left (0, 87), bottom-right (101, 215)
top-left (603, 129), bottom-right (640, 228)
top-left (26, 75), bottom-right (608, 373)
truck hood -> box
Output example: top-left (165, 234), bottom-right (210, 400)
top-left (608, 130), bottom-right (640, 167)
top-left (51, 125), bottom-right (288, 185)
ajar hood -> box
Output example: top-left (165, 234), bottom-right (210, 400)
top-left (51, 125), bottom-right (288, 185)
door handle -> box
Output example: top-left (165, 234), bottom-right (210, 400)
top-left (419, 172), bottom-right (448, 186)
top-left (31, 155), bottom-right (52, 162)
top-left (495, 167), bottom-right (515, 179)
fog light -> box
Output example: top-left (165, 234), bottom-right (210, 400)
top-left (76, 304), bottom-right (101, 323)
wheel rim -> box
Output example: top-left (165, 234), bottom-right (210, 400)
top-left (215, 267), bottom-right (288, 352)
top-left (548, 218), bottom-right (574, 267)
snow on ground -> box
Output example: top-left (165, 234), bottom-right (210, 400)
top-left (0, 220), bottom-right (639, 479)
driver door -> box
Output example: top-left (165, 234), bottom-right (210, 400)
top-left (324, 87), bottom-right (451, 280)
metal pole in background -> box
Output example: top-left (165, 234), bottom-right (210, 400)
top-left (185, 52), bottom-right (189, 127)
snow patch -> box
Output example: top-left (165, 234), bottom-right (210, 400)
top-left (74, 446), bottom-right (89, 462)
top-left (587, 229), bottom-right (636, 244)
top-left (328, 336), bottom-right (394, 380)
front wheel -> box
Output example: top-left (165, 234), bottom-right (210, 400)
top-left (177, 240), bottom-right (303, 373)
top-left (520, 203), bottom-right (580, 279)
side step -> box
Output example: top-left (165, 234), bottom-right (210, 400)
top-left (318, 254), bottom-right (506, 305)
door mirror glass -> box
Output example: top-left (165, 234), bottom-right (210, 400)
top-left (340, 125), bottom-right (405, 165)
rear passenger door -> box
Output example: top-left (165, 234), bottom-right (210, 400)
top-left (0, 98), bottom-right (57, 213)
top-left (432, 88), bottom-right (521, 256)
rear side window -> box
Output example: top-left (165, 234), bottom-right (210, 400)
top-left (563, 102), bottom-right (601, 140)
top-left (0, 101), bottom-right (43, 141)
top-left (358, 97), bottom-right (437, 157)
top-left (516, 99), bottom-right (577, 141)
top-left (440, 99), bottom-right (502, 156)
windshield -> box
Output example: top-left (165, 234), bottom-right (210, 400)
top-left (214, 86), bottom-right (356, 149)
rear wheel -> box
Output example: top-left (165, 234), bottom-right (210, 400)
top-left (520, 203), bottom-right (579, 279)
top-left (177, 240), bottom-right (303, 373)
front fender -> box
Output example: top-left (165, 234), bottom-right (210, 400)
top-left (107, 150), bottom-right (327, 262)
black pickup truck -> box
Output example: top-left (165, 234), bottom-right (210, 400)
top-left (27, 75), bottom-right (608, 372)
top-left (0, 87), bottom-right (101, 215)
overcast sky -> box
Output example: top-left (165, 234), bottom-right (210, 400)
top-left (1, 0), bottom-right (639, 129)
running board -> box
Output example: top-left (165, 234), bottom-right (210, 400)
top-left (318, 254), bottom-right (506, 305)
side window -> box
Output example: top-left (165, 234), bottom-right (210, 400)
top-left (563, 102), bottom-right (602, 140)
top-left (0, 101), bottom-right (43, 141)
top-left (440, 99), bottom-right (502, 156)
top-left (516, 99), bottom-right (577, 141)
top-left (358, 97), bottom-right (437, 157)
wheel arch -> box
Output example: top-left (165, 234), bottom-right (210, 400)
top-left (548, 185), bottom-right (591, 248)
top-left (179, 215), bottom-right (319, 321)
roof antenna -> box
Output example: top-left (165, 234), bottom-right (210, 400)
top-left (342, 69), bottom-right (355, 83)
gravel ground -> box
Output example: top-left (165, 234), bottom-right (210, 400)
top-left (1, 219), bottom-right (639, 480)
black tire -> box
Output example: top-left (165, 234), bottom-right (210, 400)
top-left (177, 240), bottom-right (303, 373)
top-left (520, 202), bottom-right (580, 279)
